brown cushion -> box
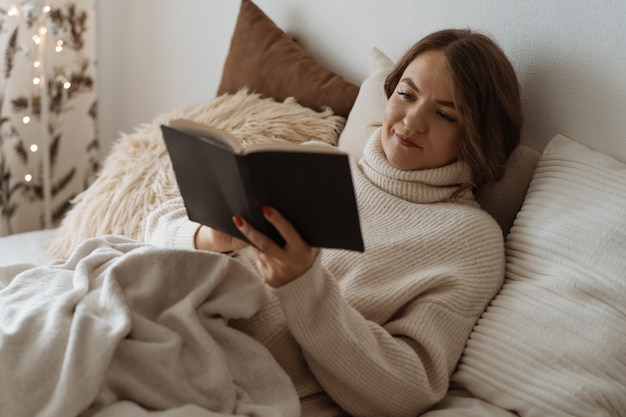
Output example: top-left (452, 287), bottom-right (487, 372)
top-left (217, 0), bottom-right (359, 118)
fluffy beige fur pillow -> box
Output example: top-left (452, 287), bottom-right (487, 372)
top-left (48, 90), bottom-right (346, 258)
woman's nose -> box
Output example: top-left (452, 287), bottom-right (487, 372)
top-left (404, 104), bottom-right (427, 133)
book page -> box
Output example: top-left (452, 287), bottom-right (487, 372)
top-left (243, 140), bottom-right (343, 155)
top-left (168, 118), bottom-right (345, 156)
top-left (168, 119), bottom-right (244, 153)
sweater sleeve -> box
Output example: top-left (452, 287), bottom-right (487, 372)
top-left (144, 197), bottom-right (200, 249)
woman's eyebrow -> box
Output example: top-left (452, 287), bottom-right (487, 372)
top-left (400, 77), bottom-right (418, 90)
top-left (399, 77), bottom-right (457, 110)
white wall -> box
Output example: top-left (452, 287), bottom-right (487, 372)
top-left (95, 0), bottom-right (239, 155)
top-left (97, 0), bottom-right (626, 162)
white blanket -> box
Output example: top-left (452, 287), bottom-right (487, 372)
top-left (0, 235), bottom-right (299, 417)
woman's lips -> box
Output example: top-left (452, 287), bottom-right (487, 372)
top-left (395, 133), bottom-right (421, 149)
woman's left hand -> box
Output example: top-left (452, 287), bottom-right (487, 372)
top-left (233, 206), bottom-right (320, 288)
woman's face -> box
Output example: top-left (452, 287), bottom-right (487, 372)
top-left (381, 50), bottom-right (463, 171)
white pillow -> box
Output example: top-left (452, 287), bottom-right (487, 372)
top-left (453, 134), bottom-right (626, 416)
top-left (337, 47), bottom-right (391, 158)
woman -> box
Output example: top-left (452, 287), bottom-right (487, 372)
top-left (145, 29), bottom-right (522, 417)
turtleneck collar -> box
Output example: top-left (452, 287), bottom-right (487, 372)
top-left (357, 128), bottom-right (477, 205)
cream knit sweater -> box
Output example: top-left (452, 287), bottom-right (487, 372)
top-left (144, 130), bottom-right (505, 417)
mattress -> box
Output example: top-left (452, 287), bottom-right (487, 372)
top-left (0, 228), bottom-right (59, 266)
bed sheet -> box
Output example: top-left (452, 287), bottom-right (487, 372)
top-left (0, 228), bottom-right (59, 266)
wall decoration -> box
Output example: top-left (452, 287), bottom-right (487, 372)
top-left (0, 0), bottom-right (97, 236)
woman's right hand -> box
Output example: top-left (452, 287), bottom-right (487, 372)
top-left (194, 225), bottom-right (249, 253)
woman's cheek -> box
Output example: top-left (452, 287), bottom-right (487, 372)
top-left (381, 100), bottom-right (398, 139)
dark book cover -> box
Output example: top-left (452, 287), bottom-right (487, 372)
top-left (161, 120), bottom-right (364, 252)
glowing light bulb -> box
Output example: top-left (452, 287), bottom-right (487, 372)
top-left (39, 27), bottom-right (47, 36)
top-left (33, 61), bottom-right (41, 68)
top-left (32, 34), bottom-right (41, 45)
top-left (33, 77), bottom-right (41, 85)
top-left (42, 5), bottom-right (51, 13)
top-left (8, 5), bottom-right (19, 17)
top-left (23, 116), bottom-right (31, 124)
top-left (55, 40), bottom-right (64, 53)
top-left (63, 81), bottom-right (71, 89)
top-left (30, 144), bottom-right (39, 152)
top-left (25, 174), bottom-right (33, 182)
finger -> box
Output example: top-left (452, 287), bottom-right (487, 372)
top-left (261, 206), bottom-right (302, 246)
top-left (232, 215), bottom-right (281, 254)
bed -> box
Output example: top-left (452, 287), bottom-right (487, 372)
top-left (1, 1), bottom-right (625, 416)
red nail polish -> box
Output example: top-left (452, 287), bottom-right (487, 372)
top-left (232, 216), bottom-right (243, 227)
top-left (262, 206), bottom-right (273, 216)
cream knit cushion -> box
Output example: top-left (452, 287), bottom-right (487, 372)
top-left (48, 90), bottom-right (345, 258)
top-left (453, 134), bottom-right (626, 416)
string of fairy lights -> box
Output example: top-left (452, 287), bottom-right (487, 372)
top-left (5, 1), bottom-right (72, 227)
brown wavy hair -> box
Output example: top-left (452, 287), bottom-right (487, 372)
top-left (384, 29), bottom-right (522, 196)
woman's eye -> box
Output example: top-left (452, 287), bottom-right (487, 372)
top-left (397, 90), bottom-right (414, 100)
top-left (438, 111), bottom-right (457, 124)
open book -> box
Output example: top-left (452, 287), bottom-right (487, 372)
top-left (161, 119), bottom-right (364, 251)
